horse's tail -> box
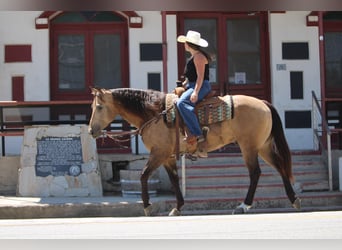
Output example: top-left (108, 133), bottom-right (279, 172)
top-left (263, 100), bottom-right (294, 184)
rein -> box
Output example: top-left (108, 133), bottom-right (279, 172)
top-left (103, 115), bottom-right (162, 146)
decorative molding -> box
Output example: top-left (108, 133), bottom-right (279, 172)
top-left (35, 11), bottom-right (143, 29)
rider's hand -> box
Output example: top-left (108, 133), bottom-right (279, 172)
top-left (190, 92), bottom-right (198, 103)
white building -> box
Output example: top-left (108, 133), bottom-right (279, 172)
top-left (1, 11), bottom-right (342, 155)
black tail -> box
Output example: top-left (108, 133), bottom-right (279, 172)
top-left (263, 101), bottom-right (294, 183)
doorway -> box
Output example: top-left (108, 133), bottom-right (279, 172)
top-left (177, 12), bottom-right (271, 101)
top-left (50, 11), bottom-right (131, 153)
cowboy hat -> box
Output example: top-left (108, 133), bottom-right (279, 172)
top-left (177, 30), bottom-right (208, 47)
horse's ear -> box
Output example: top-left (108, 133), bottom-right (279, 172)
top-left (90, 87), bottom-right (98, 96)
top-left (90, 87), bottom-right (103, 96)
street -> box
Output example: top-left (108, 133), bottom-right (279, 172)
top-left (0, 210), bottom-right (342, 239)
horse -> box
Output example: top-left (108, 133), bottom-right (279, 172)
top-left (88, 87), bottom-right (301, 216)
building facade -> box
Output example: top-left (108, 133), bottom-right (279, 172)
top-left (1, 11), bottom-right (342, 155)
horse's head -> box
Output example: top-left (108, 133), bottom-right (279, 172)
top-left (88, 87), bottom-right (118, 138)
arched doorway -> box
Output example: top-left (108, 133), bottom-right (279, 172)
top-left (49, 11), bottom-right (130, 153)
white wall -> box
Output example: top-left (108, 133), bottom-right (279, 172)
top-left (129, 12), bottom-right (178, 154)
top-left (0, 11), bottom-right (49, 101)
top-left (0, 11), bottom-right (50, 155)
top-left (129, 11), bottom-right (163, 91)
top-left (269, 11), bottom-right (321, 150)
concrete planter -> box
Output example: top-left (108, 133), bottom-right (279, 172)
top-left (120, 170), bottom-right (160, 198)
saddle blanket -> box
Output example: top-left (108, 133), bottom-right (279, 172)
top-left (164, 94), bottom-right (234, 126)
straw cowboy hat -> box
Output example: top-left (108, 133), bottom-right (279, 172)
top-left (177, 30), bottom-right (208, 47)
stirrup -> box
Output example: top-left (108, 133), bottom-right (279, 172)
top-left (197, 135), bottom-right (205, 143)
top-left (196, 140), bottom-right (208, 158)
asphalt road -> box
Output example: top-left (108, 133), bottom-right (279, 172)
top-left (0, 210), bottom-right (342, 239)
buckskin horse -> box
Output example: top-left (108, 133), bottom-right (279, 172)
top-left (88, 87), bottom-right (301, 216)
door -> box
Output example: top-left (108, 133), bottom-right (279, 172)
top-left (50, 11), bottom-right (130, 153)
top-left (324, 12), bottom-right (342, 149)
top-left (177, 12), bottom-right (270, 101)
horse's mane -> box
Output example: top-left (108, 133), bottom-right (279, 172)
top-left (111, 88), bottom-right (166, 118)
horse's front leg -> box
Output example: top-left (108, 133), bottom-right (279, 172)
top-left (140, 150), bottom-right (165, 216)
top-left (141, 165), bottom-right (152, 216)
top-left (164, 157), bottom-right (184, 216)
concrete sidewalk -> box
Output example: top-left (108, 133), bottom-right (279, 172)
top-left (0, 195), bottom-right (176, 219)
top-left (2, 193), bottom-right (342, 219)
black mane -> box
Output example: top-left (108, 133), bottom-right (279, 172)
top-left (111, 88), bottom-right (166, 118)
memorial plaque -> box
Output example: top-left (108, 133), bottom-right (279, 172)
top-left (35, 136), bottom-right (83, 177)
top-left (19, 125), bottom-right (102, 197)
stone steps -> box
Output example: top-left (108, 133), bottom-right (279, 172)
top-left (178, 153), bottom-right (330, 198)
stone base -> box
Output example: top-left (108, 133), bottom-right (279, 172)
top-left (0, 156), bottom-right (20, 195)
top-left (18, 125), bottom-right (102, 197)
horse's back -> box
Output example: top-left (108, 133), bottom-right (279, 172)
top-left (229, 94), bottom-right (273, 148)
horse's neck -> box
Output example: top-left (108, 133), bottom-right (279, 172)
top-left (111, 89), bottom-right (161, 128)
top-left (117, 107), bottom-right (146, 129)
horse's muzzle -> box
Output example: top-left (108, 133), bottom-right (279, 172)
top-left (88, 126), bottom-right (101, 138)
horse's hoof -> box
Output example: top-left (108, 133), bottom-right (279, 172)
top-left (232, 203), bottom-right (251, 215)
top-left (168, 208), bottom-right (181, 216)
top-left (232, 207), bottom-right (245, 215)
top-left (292, 197), bottom-right (301, 210)
top-left (144, 205), bottom-right (153, 216)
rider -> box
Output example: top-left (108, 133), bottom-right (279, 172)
top-left (176, 30), bottom-right (211, 157)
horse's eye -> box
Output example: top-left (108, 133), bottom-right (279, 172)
top-left (96, 105), bottom-right (103, 110)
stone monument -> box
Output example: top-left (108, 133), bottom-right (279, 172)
top-left (18, 125), bottom-right (102, 197)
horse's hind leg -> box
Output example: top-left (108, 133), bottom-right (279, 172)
top-left (233, 149), bottom-right (261, 214)
top-left (259, 142), bottom-right (301, 210)
top-left (164, 157), bottom-right (184, 216)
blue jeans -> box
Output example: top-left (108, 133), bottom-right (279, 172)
top-left (176, 80), bottom-right (211, 136)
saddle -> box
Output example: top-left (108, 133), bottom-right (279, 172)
top-left (164, 89), bottom-right (234, 126)
top-left (164, 88), bottom-right (234, 160)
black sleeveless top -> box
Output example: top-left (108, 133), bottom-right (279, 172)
top-left (184, 57), bottom-right (209, 82)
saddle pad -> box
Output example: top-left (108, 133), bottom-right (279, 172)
top-left (165, 93), bottom-right (179, 125)
top-left (164, 94), bottom-right (234, 126)
top-left (196, 95), bottom-right (234, 125)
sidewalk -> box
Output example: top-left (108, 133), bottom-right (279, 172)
top-left (0, 194), bottom-right (177, 219)
top-left (2, 193), bottom-right (342, 219)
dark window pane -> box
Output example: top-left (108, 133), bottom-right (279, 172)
top-left (290, 71), bottom-right (303, 99)
top-left (325, 32), bottom-right (342, 88)
top-left (282, 42), bottom-right (309, 60)
top-left (227, 19), bottom-right (261, 84)
top-left (184, 18), bottom-right (218, 84)
top-left (148, 73), bottom-right (161, 91)
top-left (140, 44), bottom-right (163, 61)
top-left (94, 34), bottom-right (121, 89)
top-left (58, 35), bottom-right (85, 90)
top-left (285, 111), bottom-right (311, 128)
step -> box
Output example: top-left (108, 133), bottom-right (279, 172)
top-left (185, 183), bottom-right (287, 197)
top-left (188, 153), bottom-right (324, 166)
top-left (180, 160), bottom-right (327, 176)
top-left (185, 170), bottom-right (327, 186)
top-left (177, 154), bottom-right (329, 197)
top-left (184, 179), bottom-right (329, 198)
